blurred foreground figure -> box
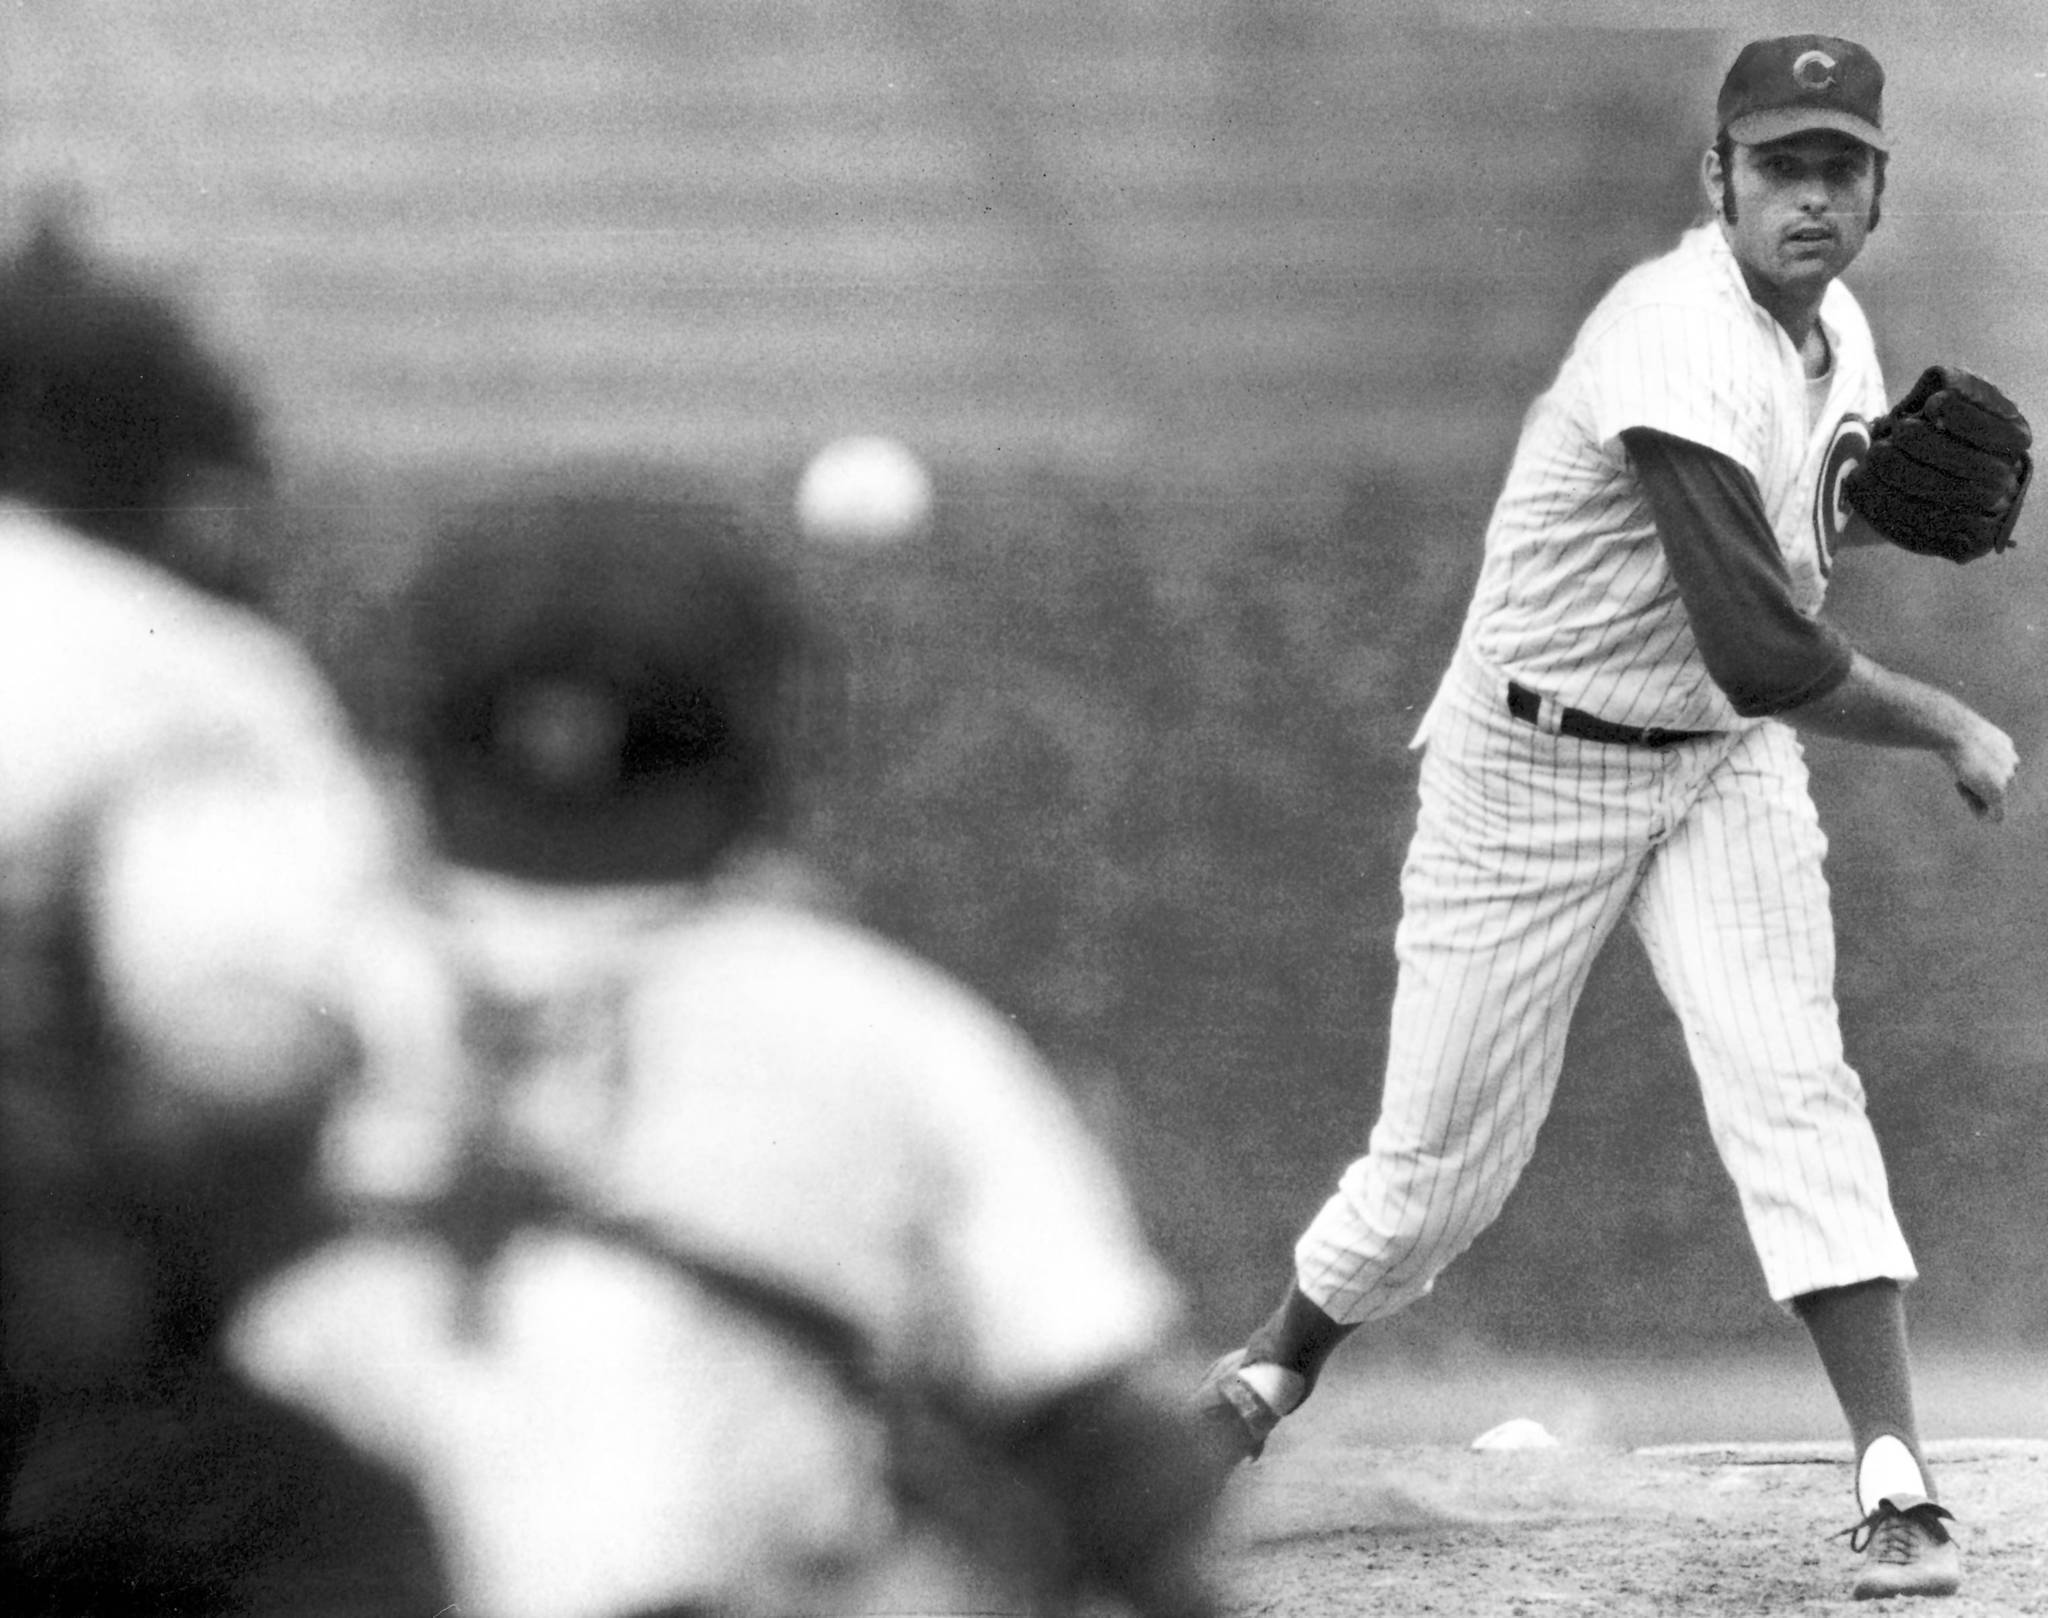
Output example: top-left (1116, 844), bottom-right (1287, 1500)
top-left (0, 220), bottom-right (445, 1611)
top-left (232, 488), bottom-right (1229, 1618)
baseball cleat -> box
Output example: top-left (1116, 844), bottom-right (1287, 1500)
top-left (1844, 1495), bottom-right (1961, 1600)
top-left (1192, 1348), bottom-right (1302, 1465)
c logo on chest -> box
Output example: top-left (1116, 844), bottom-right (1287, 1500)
top-left (1814, 413), bottom-right (1871, 575)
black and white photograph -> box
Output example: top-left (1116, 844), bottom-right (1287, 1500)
top-left (0, 3), bottom-right (2043, 1614)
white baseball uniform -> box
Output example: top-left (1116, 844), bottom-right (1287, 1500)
top-left (232, 867), bottom-right (1186, 1618)
top-left (0, 500), bottom-right (448, 1615)
top-left (0, 500), bottom-right (407, 1378)
top-left (1293, 221), bottom-right (1913, 1324)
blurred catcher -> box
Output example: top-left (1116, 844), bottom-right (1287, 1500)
top-left (1196, 34), bottom-right (2026, 1603)
top-left (231, 487), bottom-right (1229, 1618)
top-left (0, 217), bottom-right (446, 1612)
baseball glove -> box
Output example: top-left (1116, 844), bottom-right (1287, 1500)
top-left (1842, 365), bottom-right (2033, 563)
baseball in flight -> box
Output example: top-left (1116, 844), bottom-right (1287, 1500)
top-left (796, 434), bottom-right (934, 546)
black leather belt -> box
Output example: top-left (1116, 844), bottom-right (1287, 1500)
top-left (1506, 681), bottom-right (1715, 749)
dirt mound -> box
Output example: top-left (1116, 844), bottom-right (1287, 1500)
top-left (1219, 1438), bottom-right (2048, 1615)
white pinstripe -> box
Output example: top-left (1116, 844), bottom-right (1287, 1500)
top-left (1297, 221), bottom-right (1909, 1324)
top-left (1466, 224), bottom-right (1884, 733)
top-left (1265, 88), bottom-right (1965, 1551)
top-left (1297, 648), bottom-right (1915, 1323)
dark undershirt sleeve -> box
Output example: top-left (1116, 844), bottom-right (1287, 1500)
top-left (1621, 426), bottom-right (1854, 717)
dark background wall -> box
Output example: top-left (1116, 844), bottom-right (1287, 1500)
top-left (5, 1), bottom-right (2044, 1357)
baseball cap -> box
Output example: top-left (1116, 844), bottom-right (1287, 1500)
top-left (406, 487), bottom-right (820, 884)
top-left (1717, 35), bottom-right (1887, 152)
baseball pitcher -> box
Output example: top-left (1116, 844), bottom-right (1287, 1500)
top-left (1197, 34), bottom-right (2029, 1603)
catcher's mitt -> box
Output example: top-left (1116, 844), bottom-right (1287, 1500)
top-left (1842, 365), bottom-right (2033, 563)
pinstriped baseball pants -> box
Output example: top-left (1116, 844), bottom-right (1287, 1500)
top-left (1295, 648), bottom-right (1915, 1325)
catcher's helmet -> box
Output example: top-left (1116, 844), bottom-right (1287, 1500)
top-left (0, 215), bottom-right (264, 556)
top-left (402, 487), bottom-right (818, 885)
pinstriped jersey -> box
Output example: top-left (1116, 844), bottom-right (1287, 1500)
top-left (1461, 223), bottom-right (1887, 731)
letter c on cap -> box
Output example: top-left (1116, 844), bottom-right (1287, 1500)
top-left (1793, 49), bottom-right (1839, 89)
